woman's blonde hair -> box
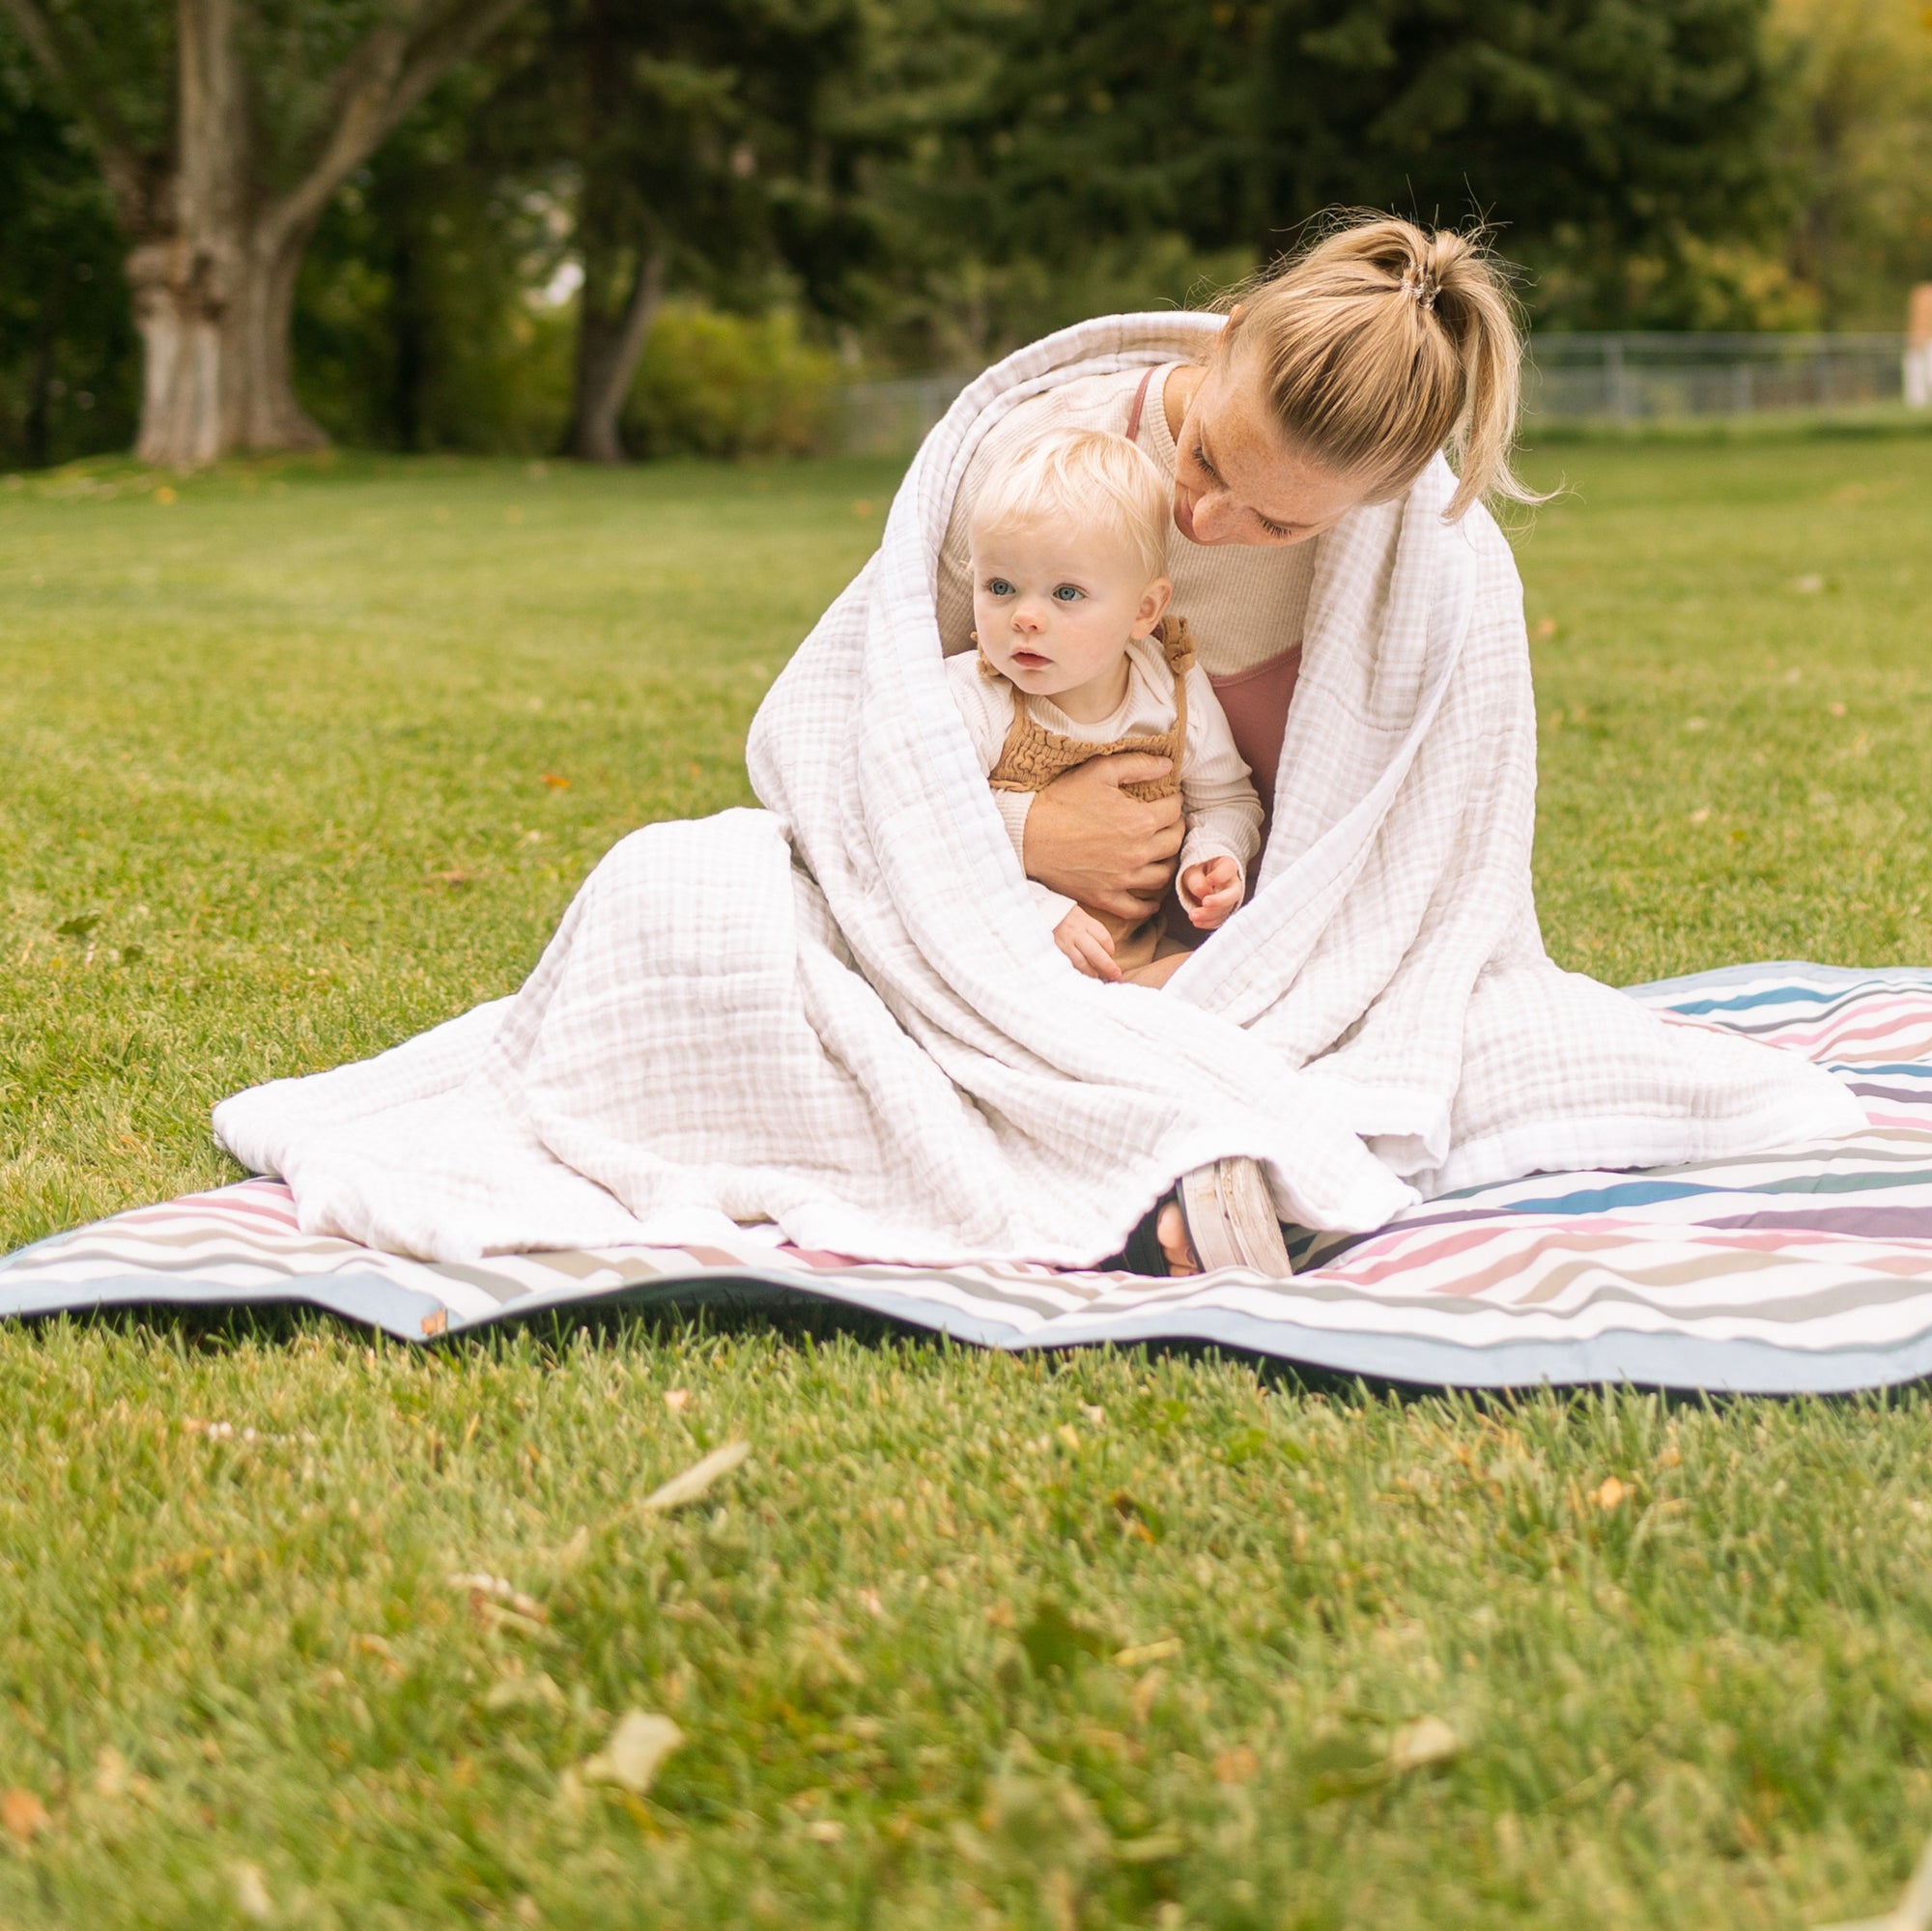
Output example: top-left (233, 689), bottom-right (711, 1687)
top-left (969, 426), bottom-right (1170, 583)
top-left (1217, 213), bottom-right (1539, 521)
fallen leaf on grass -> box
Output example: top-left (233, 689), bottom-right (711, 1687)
top-left (447, 1573), bottom-right (548, 1622)
top-left (1302, 1717), bottom-right (1461, 1801)
top-left (641, 1440), bottom-right (750, 1513)
top-left (1387, 1716), bottom-right (1461, 1773)
top-left (1593, 1476), bottom-right (1628, 1510)
top-left (354, 1633), bottom-right (406, 1678)
top-left (55, 914), bottom-right (99, 939)
top-left (232, 1862), bottom-right (272, 1921)
top-left (1112, 1635), bottom-right (1181, 1668)
top-left (580, 1711), bottom-right (683, 1795)
top-left (541, 772), bottom-right (570, 790)
top-left (1115, 1831), bottom-right (1185, 1862)
top-left (485, 1671), bottom-right (566, 1714)
top-left (663, 1387), bottom-right (690, 1411)
top-left (1, 1788), bottom-right (48, 1839)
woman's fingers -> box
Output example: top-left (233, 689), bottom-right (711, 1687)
top-left (1023, 756), bottom-right (1184, 921)
top-left (1090, 752), bottom-right (1173, 790)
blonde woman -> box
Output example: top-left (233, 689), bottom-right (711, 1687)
top-left (936, 216), bottom-right (1541, 1275)
top-left (217, 214), bottom-right (1855, 1280)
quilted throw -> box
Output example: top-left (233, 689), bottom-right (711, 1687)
top-left (211, 314), bottom-right (1858, 1267)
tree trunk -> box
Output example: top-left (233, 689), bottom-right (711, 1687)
top-left (7, 0), bottom-right (529, 469)
top-left (128, 226), bottom-right (327, 469)
top-left (561, 251), bottom-right (663, 464)
top-left (128, 0), bottom-right (326, 468)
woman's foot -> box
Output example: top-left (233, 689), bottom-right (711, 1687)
top-left (1155, 1158), bottom-right (1293, 1278)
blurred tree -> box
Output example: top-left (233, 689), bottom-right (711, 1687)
top-left (507, 0), bottom-right (876, 462)
top-left (0, 0), bottom-right (529, 467)
top-left (909, 0), bottom-right (1792, 335)
top-left (1773, 0), bottom-right (1932, 327)
top-left (0, 33), bottom-right (135, 466)
top-left (1258, 0), bottom-right (1790, 325)
top-left (295, 53), bottom-right (566, 453)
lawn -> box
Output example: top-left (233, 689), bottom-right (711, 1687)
top-left (1, 428), bottom-right (1930, 1929)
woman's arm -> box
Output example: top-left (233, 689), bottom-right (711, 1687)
top-left (1021, 753), bottom-right (1185, 922)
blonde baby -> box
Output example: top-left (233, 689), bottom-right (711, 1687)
top-left (947, 427), bottom-right (1263, 987)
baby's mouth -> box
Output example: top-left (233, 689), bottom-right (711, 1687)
top-left (1009, 649), bottom-right (1051, 669)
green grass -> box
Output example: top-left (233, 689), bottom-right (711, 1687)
top-left (1, 430), bottom-right (1931, 1928)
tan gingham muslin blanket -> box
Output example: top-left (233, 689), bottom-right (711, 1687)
top-left (212, 314), bottom-right (1860, 1266)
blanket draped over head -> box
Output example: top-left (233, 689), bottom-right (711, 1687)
top-left (214, 314), bottom-right (1860, 1265)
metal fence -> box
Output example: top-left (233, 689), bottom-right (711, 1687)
top-left (834, 333), bottom-right (1921, 456)
top-left (834, 374), bottom-right (973, 458)
top-left (1523, 332), bottom-right (1911, 424)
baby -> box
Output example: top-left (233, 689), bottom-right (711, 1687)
top-left (947, 426), bottom-right (1263, 987)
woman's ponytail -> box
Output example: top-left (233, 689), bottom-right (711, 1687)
top-left (1218, 213), bottom-right (1544, 521)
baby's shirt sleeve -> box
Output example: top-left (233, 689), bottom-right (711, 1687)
top-left (1174, 667), bottom-right (1264, 914)
top-left (945, 653), bottom-right (1037, 877)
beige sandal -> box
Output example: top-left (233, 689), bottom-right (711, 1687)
top-left (1174, 1158), bottom-right (1293, 1277)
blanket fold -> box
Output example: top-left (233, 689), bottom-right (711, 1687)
top-left (213, 313), bottom-right (1860, 1264)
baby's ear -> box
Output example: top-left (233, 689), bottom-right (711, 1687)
top-left (1132, 576), bottom-right (1174, 638)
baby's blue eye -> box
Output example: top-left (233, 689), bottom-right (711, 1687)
top-left (987, 578), bottom-right (1015, 597)
top-left (1052, 584), bottom-right (1084, 602)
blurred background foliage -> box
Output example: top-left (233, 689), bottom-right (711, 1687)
top-left (2, 0), bottom-right (1929, 468)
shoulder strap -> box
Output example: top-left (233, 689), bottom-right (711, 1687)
top-left (1123, 367), bottom-right (1155, 444)
top-left (1158, 613), bottom-right (1197, 674)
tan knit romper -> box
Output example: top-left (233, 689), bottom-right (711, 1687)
top-left (982, 615), bottom-right (1198, 975)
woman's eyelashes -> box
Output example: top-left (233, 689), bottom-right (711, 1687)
top-left (1194, 438), bottom-right (1295, 540)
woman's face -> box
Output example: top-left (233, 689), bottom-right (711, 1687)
top-left (1170, 339), bottom-right (1373, 549)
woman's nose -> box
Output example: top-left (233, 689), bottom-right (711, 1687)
top-left (1192, 491), bottom-right (1236, 543)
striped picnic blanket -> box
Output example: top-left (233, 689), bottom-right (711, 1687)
top-left (5, 962), bottom-right (1929, 1393)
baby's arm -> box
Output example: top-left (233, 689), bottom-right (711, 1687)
top-left (1175, 669), bottom-right (1264, 927)
top-left (944, 652), bottom-right (1035, 868)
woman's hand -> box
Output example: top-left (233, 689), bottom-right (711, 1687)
top-left (1180, 856), bottom-right (1242, 929)
top-left (1023, 753), bottom-right (1184, 922)
top-left (1054, 906), bottom-right (1121, 982)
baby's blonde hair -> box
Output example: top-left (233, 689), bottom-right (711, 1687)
top-left (969, 426), bottom-right (1170, 584)
top-left (1218, 213), bottom-right (1539, 521)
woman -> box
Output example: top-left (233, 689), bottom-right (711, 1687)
top-left (214, 215), bottom-right (1856, 1271)
top-left (931, 216), bottom-right (1538, 1275)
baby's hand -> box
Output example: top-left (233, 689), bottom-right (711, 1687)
top-left (1181, 856), bottom-right (1242, 929)
top-left (1055, 906), bottom-right (1121, 981)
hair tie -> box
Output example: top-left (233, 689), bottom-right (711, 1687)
top-left (1400, 259), bottom-right (1440, 312)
